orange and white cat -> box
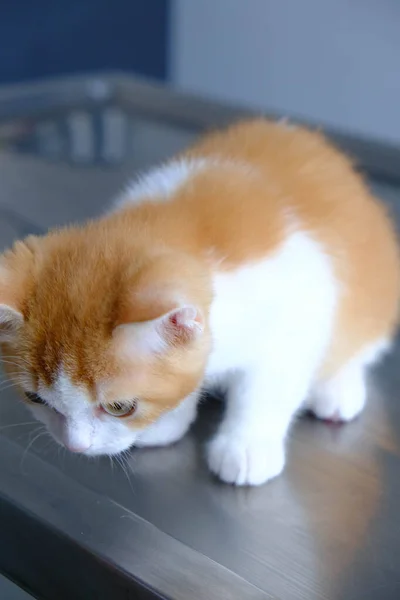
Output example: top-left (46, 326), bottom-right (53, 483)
top-left (0, 119), bottom-right (399, 486)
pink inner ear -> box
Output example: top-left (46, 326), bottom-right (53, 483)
top-left (163, 305), bottom-right (203, 343)
top-left (170, 306), bottom-right (197, 327)
top-left (114, 305), bottom-right (204, 360)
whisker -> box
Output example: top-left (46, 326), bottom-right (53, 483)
top-left (0, 382), bottom-right (24, 393)
top-left (0, 375), bottom-right (23, 383)
top-left (0, 374), bottom-right (32, 390)
top-left (109, 455), bottom-right (115, 474)
top-left (1, 355), bottom-right (31, 365)
top-left (0, 361), bottom-right (29, 371)
top-left (0, 381), bottom-right (28, 392)
top-left (0, 421), bottom-right (37, 432)
top-left (0, 359), bottom-right (25, 366)
top-left (115, 454), bottom-right (130, 483)
top-left (0, 373), bottom-right (23, 380)
top-left (42, 436), bottom-right (56, 455)
top-left (0, 358), bottom-right (23, 365)
top-left (20, 427), bottom-right (47, 473)
top-left (116, 451), bottom-right (136, 495)
top-left (0, 371), bottom-right (28, 380)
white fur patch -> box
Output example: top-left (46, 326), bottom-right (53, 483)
top-left (30, 368), bottom-right (139, 455)
top-left (114, 156), bottom-right (259, 209)
top-left (206, 230), bottom-right (338, 377)
top-left (115, 158), bottom-right (210, 208)
top-left (205, 229), bottom-right (339, 485)
top-left (28, 364), bottom-right (198, 456)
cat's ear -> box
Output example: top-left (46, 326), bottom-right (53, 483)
top-left (0, 238), bottom-right (40, 341)
top-left (158, 305), bottom-right (204, 345)
top-left (0, 254), bottom-right (24, 342)
top-left (0, 304), bottom-right (23, 341)
top-left (114, 305), bottom-right (204, 357)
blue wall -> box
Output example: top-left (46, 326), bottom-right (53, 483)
top-left (0, 0), bottom-right (169, 83)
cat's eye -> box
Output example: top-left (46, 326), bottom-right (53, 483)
top-left (101, 400), bottom-right (137, 418)
top-left (25, 392), bottom-right (45, 405)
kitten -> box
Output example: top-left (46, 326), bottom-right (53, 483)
top-left (0, 119), bottom-right (399, 486)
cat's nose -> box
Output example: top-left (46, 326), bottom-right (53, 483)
top-left (63, 427), bottom-right (92, 453)
top-left (65, 441), bottom-right (91, 453)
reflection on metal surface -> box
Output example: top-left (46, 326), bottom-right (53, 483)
top-left (2, 373), bottom-right (400, 599)
top-left (0, 75), bottom-right (400, 599)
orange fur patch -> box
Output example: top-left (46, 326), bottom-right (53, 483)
top-left (0, 118), bottom-right (399, 414)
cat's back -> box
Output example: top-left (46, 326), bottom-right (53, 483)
top-left (187, 118), bottom-right (400, 291)
top-left (188, 118), bottom-right (380, 219)
top-left (187, 119), bottom-right (400, 373)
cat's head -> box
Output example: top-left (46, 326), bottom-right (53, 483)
top-left (0, 227), bottom-right (211, 456)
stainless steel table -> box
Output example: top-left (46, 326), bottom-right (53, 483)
top-left (1, 73), bottom-right (400, 600)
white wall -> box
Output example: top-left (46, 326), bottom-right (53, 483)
top-left (170, 0), bottom-right (400, 144)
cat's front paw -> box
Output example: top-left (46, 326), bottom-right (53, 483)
top-left (207, 434), bottom-right (285, 486)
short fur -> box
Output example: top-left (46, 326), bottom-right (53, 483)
top-left (0, 119), bottom-right (398, 485)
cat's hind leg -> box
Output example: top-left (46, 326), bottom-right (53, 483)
top-left (308, 339), bottom-right (390, 422)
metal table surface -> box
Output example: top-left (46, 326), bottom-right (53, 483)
top-left (1, 74), bottom-right (400, 600)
